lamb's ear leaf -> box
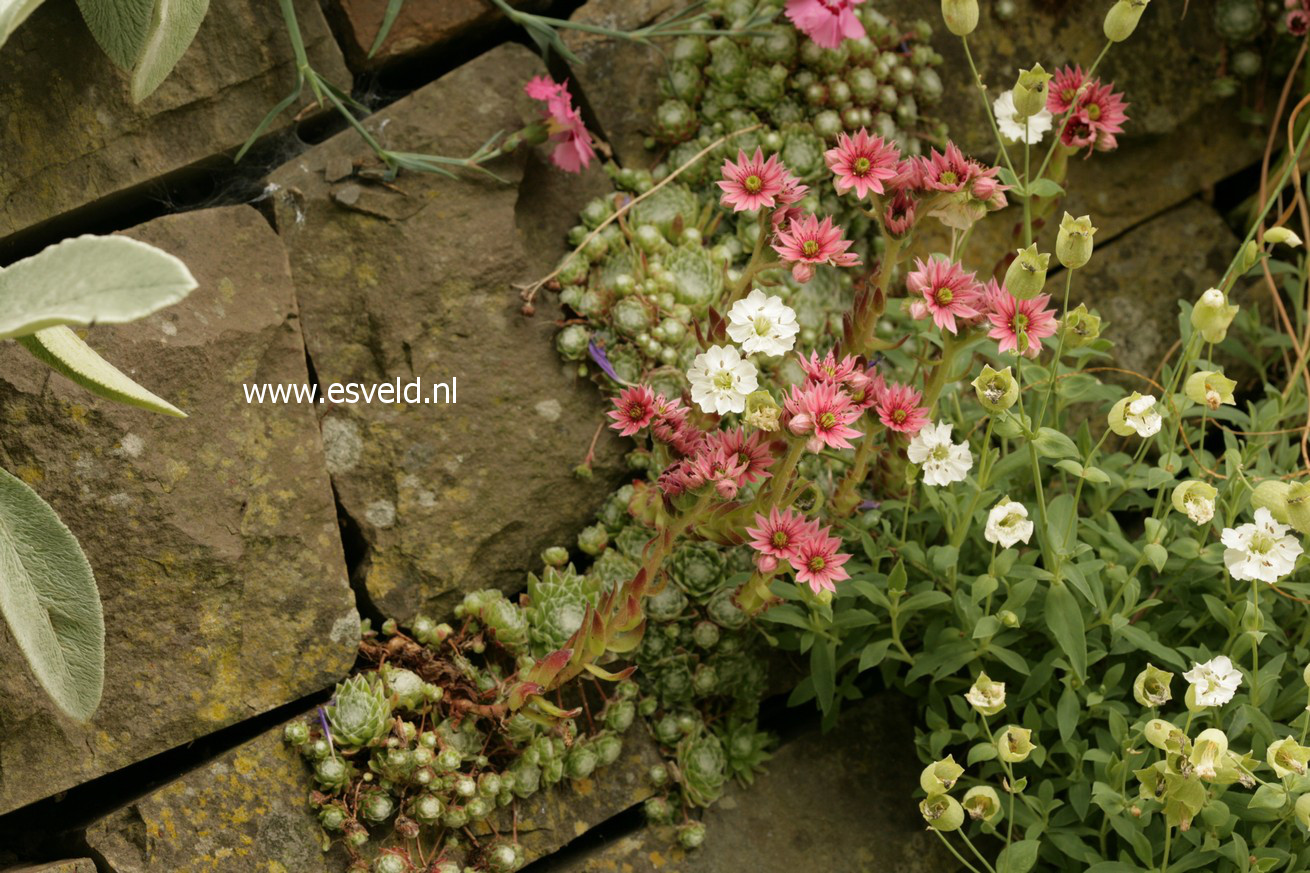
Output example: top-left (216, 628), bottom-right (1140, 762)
top-left (0, 466), bottom-right (105, 722)
top-left (129, 0), bottom-right (210, 102)
top-left (0, 235), bottom-right (197, 340)
top-left (0, 0), bottom-right (47, 50)
top-left (18, 326), bottom-right (186, 417)
top-left (75, 0), bottom-right (152, 69)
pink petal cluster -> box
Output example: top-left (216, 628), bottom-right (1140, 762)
top-left (770, 171), bottom-right (810, 229)
top-left (798, 349), bottom-right (859, 385)
top-left (984, 282), bottom-right (1059, 358)
top-left (906, 258), bottom-right (983, 334)
top-left (1046, 65), bottom-right (1129, 153)
top-left (718, 148), bottom-right (789, 212)
top-left (824, 129), bottom-right (900, 199)
top-left (647, 412), bottom-right (777, 500)
top-left (784, 0), bottom-right (867, 49)
top-left (607, 385), bottom-right (659, 437)
top-left (771, 214), bottom-right (861, 283)
top-left (875, 381), bottom-right (929, 434)
top-left (524, 76), bottom-right (596, 173)
top-left (1289, 0), bottom-right (1310, 35)
top-left (784, 382), bottom-right (863, 452)
top-left (745, 508), bottom-right (852, 594)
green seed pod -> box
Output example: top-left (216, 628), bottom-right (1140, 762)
top-left (962, 786), bottom-right (1002, 822)
top-left (1190, 288), bottom-right (1239, 344)
top-left (996, 725), bottom-right (1035, 763)
top-left (1056, 213), bottom-right (1097, 269)
top-left (1003, 245), bottom-right (1050, 299)
top-left (1265, 226), bottom-right (1304, 248)
top-left (1011, 64), bottom-right (1051, 118)
top-left (940, 0), bottom-right (978, 35)
top-left (1251, 480), bottom-right (1292, 524)
top-left (1286, 482), bottom-right (1310, 535)
top-left (920, 793), bottom-right (965, 831)
top-left (1104, 0), bottom-right (1150, 41)
top-left (1297, 793), bottom-right (1310, 829)
top-left (971, 364), bottom-right (1018, 412)
top-left (326, 675), bottom-right (392, 750)
top-left (1133, 663), bottom-right (1175, 707)
top-left (1184, 370), bottom-right (1236, 411)
top-left (920, 756), bottom-right (965, 794)
top-left (1061, 303), bottom-right (1102, 348)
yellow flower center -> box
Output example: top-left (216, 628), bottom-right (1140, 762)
top-left (744, 174), bottom-right (763, 193)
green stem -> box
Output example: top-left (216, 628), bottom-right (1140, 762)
top-left (1015, 357), bottom-right (1054, 570)
top-left (1160, 824), bottom-right (1172, 873)
top-left (949, 418), bottom-right (996, 551)
top-left (959, 830), bottom-right (1000, 873)
top-left (961, 37), bottom-right (1018, 178)
top-left (1023, 128), bottom-right (1032, 247)
top-left (933, 831), bottom-right (985, 873)
top-left (1037, 269), bottom-right (1075, 429)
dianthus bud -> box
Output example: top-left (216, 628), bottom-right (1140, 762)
top-left (920, 793), bottom-right (965, 831)
top-left (996, 725), bottom-right (1035, 763)
top-left (920, 756), bottom-right (965, 794)
top-left (1012, 64), bottom-right (1052, 118)
top-left (964, 671), bottom-right (1007, 716)
top-left (1265, 226), bottom-right (1304, 248)
top-left (1061, 303), bottom-right (1102, 348)
top-left (972, 364), bottom-right (1018, 412)
top-left (1056, 213), bottom-right (1097, 269)
top-left (1170, 480), bottom-right (1217, 526)
top-left (1251, 480), bottom-right (1291, 524)
top-left (1183, 370), bottom-right (1236, 411)
top-left (962, 786), bottom-right (1003, 822)
top-left (999, 609), bottom-right (1019, 628)
top-left (941, 0), bottom-right (979, 35)
top-left (1190, 288), bottom-right (1239, 344)
top-left (745, 390), bottom-right (782, 432)
top-left (1003, 245), bottom-right (1050, 299)
top-left (1104, 0), bottom-right (1150, 42)
top-left (1133, 663), bottom-right (1174, 708)
top-left (1285, 482), bottom-right (1310, 535)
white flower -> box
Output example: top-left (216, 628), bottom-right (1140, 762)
top-left (687, 344), bottom-right (758, 415)
top-left (1222, 507), bottom-right (1303, 583)
top-left (984, 498), bottom-right (1034, 548)
top-left (1184, 493), bottom-right (1215, 525)
top-left (1183, 655), bottom-right (1243, 708)
top-left (1124, 393), bottom-right (1163, 437)
top-left (907, 420), bottom-right (973, 487)
top-left (726, 289), bottom-right (799, 357)
top-left (993, 90), bottom-right (1053, 144)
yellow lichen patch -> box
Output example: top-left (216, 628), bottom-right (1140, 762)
top-left (573, 777), bottom-right (595, 797)
top-left (573, 819), bottom-right (590, 837)
top-left (16, 465), bottom-right (43, 485)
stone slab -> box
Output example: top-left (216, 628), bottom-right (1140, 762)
top-left (0, 862), bottom-right (97, 873)
top-left (268, 43), bottom-right (624, 623)
top-left (326, 0), bottom-right (547, 69)
top-left (0, 206), bottom-right (358, 814)
top-left (541, 693), bottom-right (951, 873)
top-left (0, 0), bottom-right (348, 251)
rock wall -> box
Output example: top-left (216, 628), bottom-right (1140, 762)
top-left (0, 0), bottom-right (1269, 870)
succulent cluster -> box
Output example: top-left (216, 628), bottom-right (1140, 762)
top-left (284, 613), bottom-right (633, 872)
top-left (574, 482), bottom-right (775, 845)
top-left (554, 3), bottom-right (941, 394)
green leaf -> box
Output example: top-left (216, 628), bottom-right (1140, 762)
top-left (1055, 458), bottom-right (1110, 484)
top-left (1248, 783), bottom-right (1287, 811)
top-left (1033, 427), bottom-right (1080, 459)
top-left (1045, 581), bottom-right (1087, 679)
top-left (0, 466), bottom-right (104, 721)
top-left (76, 0), bottom-right (151, 68)
top-left (997, 166), bottom-right (1021, 189)
top-left (368, 0), bottom-right (405, 56)
top-left (129, 0), bottom-right (209, 101)
top-left (1026, 178), bottom-right (1066, 198)
top-left (1056, 685), bottom-right (1079, 742)
top-left (18, 326), bottom-right (186, 417)
top-left (1143, 542), bottom-right (1168, 573)
top-left (0, 235), bottom-right (197, 339)
top-left (0, 0), bottom-right (47, 51)
top-left (997, 840), bottom-right (1041, 873)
